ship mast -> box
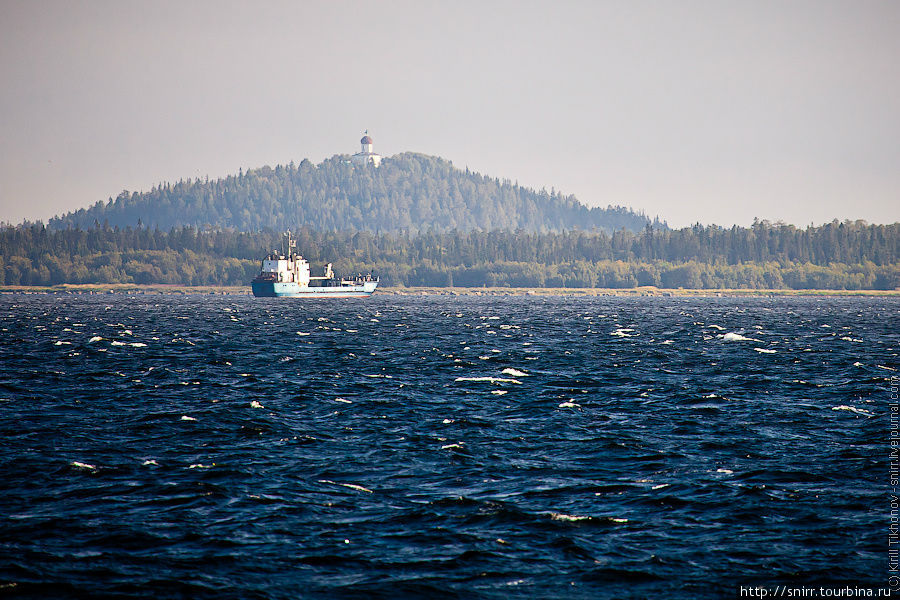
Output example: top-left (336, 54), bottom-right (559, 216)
top-left (283, 231), bottom-right (296, 257)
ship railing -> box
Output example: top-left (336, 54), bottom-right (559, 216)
top-left (346, 274), bottom-right (378, 283)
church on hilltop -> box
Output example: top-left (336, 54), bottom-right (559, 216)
top-left (350, 131), bottom-right (382, 167)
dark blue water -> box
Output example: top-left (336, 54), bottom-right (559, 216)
top-left (1, 294), bottom-right (897, 598)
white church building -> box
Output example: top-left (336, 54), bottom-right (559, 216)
top-left (350, 132), bottom-right (383, 167)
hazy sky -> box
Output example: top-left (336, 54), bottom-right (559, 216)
top-left (1, 0), bottom-right (898, 228)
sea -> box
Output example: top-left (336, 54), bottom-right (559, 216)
top-left (1, 293), bottom-right (897, 599)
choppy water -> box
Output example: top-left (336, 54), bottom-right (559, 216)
top-left (1, 294), bottom-right (897, 598)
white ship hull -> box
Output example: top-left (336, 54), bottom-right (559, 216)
top-left (252, 280), bottom-right (378, 298)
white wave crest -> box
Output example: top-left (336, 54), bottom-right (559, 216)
top-left (318, 479), bottom-right (373, 493)
top-left (550, 513), bottom-right (592, 522)
top-left (832, 405), bottom-right (874, 417)
top-left (501, 368), bottom-right (529, 377)
top-left (722, 332), bottom-right (762, 342)
top-left (455, 376), bottom-right (522, 384)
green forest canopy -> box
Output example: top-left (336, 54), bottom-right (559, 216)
top-left (48, 153), bottom-right (658, 234)
top-left (3, 220), bottom-right (897, 290)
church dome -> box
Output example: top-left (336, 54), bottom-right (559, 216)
top-left (360, 135), bottom-right (373, 145)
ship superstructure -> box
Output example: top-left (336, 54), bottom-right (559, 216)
top-left (251, 232), bottom-right (378, 298)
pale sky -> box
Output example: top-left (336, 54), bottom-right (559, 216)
top-left (1, 0), bottom-right (898, 228)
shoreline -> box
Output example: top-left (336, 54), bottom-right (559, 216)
top-left (0, 284), bottom-right (897, 297)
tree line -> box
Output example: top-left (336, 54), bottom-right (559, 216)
top-left (47, 153), bottom-right (656, 234)
top-left (2, 220), bottom-right (897, 289)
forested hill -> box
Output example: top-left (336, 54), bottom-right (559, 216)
top-left (48, 153), bottom-right (658, 233)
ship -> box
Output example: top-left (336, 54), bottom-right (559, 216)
top-left (251, 232), bottom-right (378, 298)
